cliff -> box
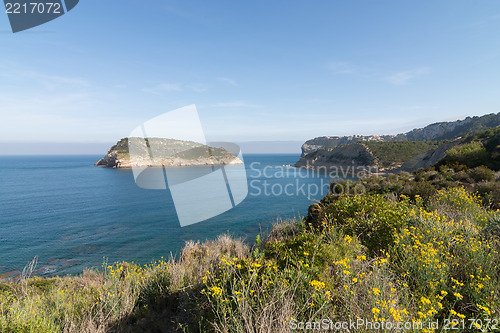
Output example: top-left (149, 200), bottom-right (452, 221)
top-left (300, 135), bottom-right (402, 156)
top-left (295, 143), bottom-right (376, 169)
top-left (301, 112), bottom-right (500, 156)
top-left (95, 138), bottom-right (243, 168)
top-left (297, 124), bottom-right (500, 173)
top-left (295, 141), bottom-right (445, 172)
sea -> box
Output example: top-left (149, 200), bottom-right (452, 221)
top-left (0, 154), bottom-right (335, 277)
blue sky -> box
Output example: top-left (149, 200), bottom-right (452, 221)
top-left (1, 0), bottom-right (500, 147)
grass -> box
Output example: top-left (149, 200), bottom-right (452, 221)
top-left (2, 181), bottom-right (500, 332)
top-left (363, 141), bottom-right (442, 167)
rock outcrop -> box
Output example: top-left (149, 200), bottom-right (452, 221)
top-left (295, 143), bottom-right (376, 169)
top-left (95, 138), bottom-right (243, 168)
top-left (398, 142), bottom-right (459, 172)
top-left (301, 112), bottom-right (500, 157)
top-left (301, 135), bottom-right (402, 156)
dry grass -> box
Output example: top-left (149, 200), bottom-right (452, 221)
top-left (1, 188), bottom-right (500, 332)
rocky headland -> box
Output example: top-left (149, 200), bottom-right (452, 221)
top-left (296, 112), bottom-right (500, 173)
top-left (300, 112), bottom-right (500, 156)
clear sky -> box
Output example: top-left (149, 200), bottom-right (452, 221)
top-left (1, 1), bottom-right (500, 147)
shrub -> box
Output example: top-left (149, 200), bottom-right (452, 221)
top-left (429, 186), bottom-right (491, 225)
top-left (452, 170), bottom-right (472, 183)
top-left (391, 198), bottom-right (500, 323)
top-left (445, 142), bottom-right (490, 168)
top-left (468, 165), bottom-right (496, 182)
top-left (476, 181), bottom-right (500, 209)
top-left (307, 194), bottom-right (407, 254)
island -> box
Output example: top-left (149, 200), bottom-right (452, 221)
top-left (95, 138), bottom-right (243, 168)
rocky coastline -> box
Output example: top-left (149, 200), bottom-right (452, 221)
top-left (95, 138), bottom-right (243, 168)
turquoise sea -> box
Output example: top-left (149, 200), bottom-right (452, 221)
top-left (0, 154), bottom-right (333, 277)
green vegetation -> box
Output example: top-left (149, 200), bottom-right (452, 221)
top-left (364, 141), bottom-right (442, 167)
top-left (438, 127), bottom-right (500, 170)
top-left (175, 146), bottom-right (236, 161)
top-left (319, 126), bottom-right (500, 170)
top-left (346, 164), bottom-right (500, 209)
top-left (108, 138), bottom-right (130, 154)
top-left (6, 131), bottom-right (500, 331)
top-left (2, 171), bottom-right (500, 332)
top-left (122, 138), bottom-right (236, 161)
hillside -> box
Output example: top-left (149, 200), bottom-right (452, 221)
top-left (295, 140), bottom-right (445, 172)
top-left (436, 127), bottom-right (500, 170)
top-left (301, 112), bottom-right (500, 156)
top-left (95, 138), bottom-right (243, 168)
top-left (297, 113), bottom-right (500, 172)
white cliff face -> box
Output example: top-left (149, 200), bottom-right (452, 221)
top-left (405, 118), bottom-right (474, 141)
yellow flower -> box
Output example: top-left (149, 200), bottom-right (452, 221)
top-left (210, 286), bottom-right (223, 296)
top-left (372, 288), bottom-right (381, 295)
top-left (420, 296), bottom-right (431, 305)
top-left (477, 304), bottom-right (491, 316)
top-left (310, 280), bottom-right (326, 290)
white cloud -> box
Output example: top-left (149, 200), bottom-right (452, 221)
top-left (386, 67), bottom-right (430, 86)
top-left (142, 83), bottom-right (182, 95)
top-left (35, 73), bottom-right (90, 89)
top-left (217, 77), bottom-right (238, 86)
top-left (0, 66), bottom-right (91, 92)
top-left (213, 101), bottom-right (262, 108)
top-left (328, 61), bottom-right (357, 74)
top-left (187, 83), bottom-right (208, 93)
top-left (143, 82), bottom-right (208, 94)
